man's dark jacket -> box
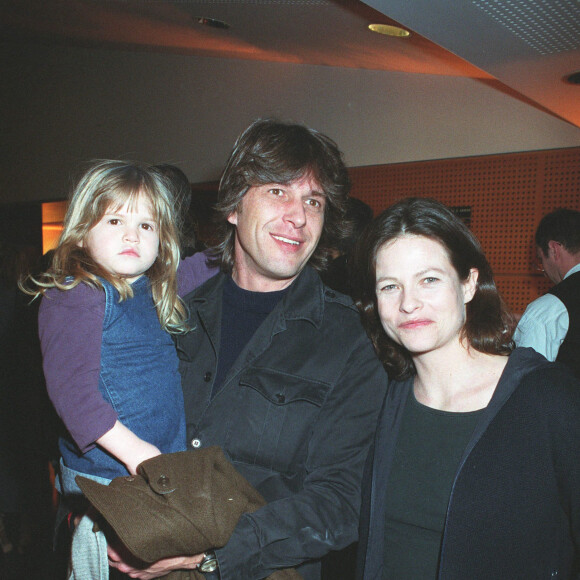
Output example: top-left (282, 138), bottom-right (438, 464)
top-left (357, 348), bottom-right (580, 579)
top-left (176, 267), bottom-right (388, 580)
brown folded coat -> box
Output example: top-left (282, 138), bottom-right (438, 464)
top-left (76, 447), bottom-right (302, 580)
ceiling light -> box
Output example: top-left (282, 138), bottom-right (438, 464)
top-left (196, 17), bottom-right (230, 30)
top-left (368, 24), bottom-right (411, 37)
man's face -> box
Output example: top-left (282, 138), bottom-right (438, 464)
top-left (537, 245), bottom-right (561, 284)
top-left (227, 173), bottom-right (326, 292)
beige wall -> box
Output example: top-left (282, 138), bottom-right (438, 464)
top-left (2, 40), bottom-right (580, 203)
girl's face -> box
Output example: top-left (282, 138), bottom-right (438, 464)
top-left (374, 235), bottom-right (477, 358)
top-left (82, 195), bottom-right (160, 283)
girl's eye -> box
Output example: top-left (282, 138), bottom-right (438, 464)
top-left (140, 223), bottom-right (155, 231)
top-left (108, 218), bottom-right (120, 225)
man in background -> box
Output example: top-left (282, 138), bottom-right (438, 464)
top-left (514, 208), bottom-right (580, 378)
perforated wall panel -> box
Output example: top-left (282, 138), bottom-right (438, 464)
top-left (349, 147), bottom-right (580, 314)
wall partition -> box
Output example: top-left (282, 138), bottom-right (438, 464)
top-left (349, 147), bottom-right (580, 315)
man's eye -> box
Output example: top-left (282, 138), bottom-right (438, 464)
top-left (424, 277), bottom-right (438, 284)
top-left (269, 188), bottom-right (284, 196)
top-left (306, 199), bottom-right (322, 209)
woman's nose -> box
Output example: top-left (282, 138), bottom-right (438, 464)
top-left (399, 288), bottom-right (421, 313)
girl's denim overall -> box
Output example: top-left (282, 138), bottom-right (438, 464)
top-left (57, 276), bottom-right (187, 579)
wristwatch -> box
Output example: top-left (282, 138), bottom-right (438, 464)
top-left (199, 550), bottom-right (219, 574)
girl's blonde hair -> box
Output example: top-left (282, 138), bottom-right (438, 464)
top-left (24, 160), bottom-right (188, 334)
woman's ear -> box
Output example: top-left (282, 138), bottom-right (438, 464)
top-left (463, 268), bottom-right (479, 304)
top-left (227, 210), bottom-right (238, 226)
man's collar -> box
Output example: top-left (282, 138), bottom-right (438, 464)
top-left (564, 262), bottom-right (580, 279)
top-left (186, 267), bottom-right (326, 328)
top-left (280, 266), bottom-right (325, 328)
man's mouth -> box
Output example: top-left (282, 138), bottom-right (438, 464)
top-left (272, 235), bottom-right (301, 246)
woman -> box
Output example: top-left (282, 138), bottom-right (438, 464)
top-left (352, 197), bottom-right (580, 579)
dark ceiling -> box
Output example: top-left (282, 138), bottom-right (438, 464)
top-left (2, 0), bottom-right (579, 126)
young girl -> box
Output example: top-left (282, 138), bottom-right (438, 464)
top-left (26, 160), bottom-right (216, 578)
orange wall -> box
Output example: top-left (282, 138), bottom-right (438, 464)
top-left (349, 147), bottom-right (580, 315)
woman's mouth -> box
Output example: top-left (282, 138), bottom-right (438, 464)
top-left (399, 319), bottom-right (432, 329)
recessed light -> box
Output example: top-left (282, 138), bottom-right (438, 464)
top-left (196, 17), bottom-right (230, 30)
top-left (368, 24), bottom-right (411, 37)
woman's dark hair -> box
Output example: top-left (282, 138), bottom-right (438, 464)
top-left (352, 197), bottom-right (515, 380)
top-left (210, 118), bottom-right (351, 272)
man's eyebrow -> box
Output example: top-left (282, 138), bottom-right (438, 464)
top-left (308, 190), bottom-right (326, 198)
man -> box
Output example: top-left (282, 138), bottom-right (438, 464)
top-left (109, 119), bottom-right (387, 579)
top-left (514, 208), bottom-right (580, 377)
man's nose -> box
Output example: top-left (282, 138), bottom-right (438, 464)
top-left (283, 198), bottom-right (307, 228)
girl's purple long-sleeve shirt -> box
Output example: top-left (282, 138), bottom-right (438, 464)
top-left (39, 252), bottom-right (217, 453)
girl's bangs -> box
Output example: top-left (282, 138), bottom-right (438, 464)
top-left (98, 182), bottom-right (160, 222)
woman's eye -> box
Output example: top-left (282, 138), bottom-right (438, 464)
top-left (269, 188), bottom-right (284, 197)
top-left (379, 284), bottom-right (397, 292)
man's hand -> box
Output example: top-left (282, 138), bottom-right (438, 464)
top-left (107, 541), bottom-right (204, 579)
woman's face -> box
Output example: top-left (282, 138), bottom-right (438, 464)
top-left (374, 235), bottom-right (477, 358)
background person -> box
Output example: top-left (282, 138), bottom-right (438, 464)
top-left (514, 208), bottom-right (580, 378)
top-left (321, 196), bottom-right (373, 296)
top-left (352, 197), bottom-right (580, 579)
top-left (153, 163), bottom-right (200, 257)
top-left (0, 243), bottom-right (57, 578)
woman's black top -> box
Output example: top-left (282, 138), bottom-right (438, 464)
top-left (382, 390), bottom-right (482, 579)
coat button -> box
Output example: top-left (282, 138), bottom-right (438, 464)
top-left (204, 372), bottom-right (212, 382)
top-left (276, 393), bottom-right (286, 404)
top-left (157, 475), bottom-right (170, 488)
top-left (191, 438), bottom-right (201, 448)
